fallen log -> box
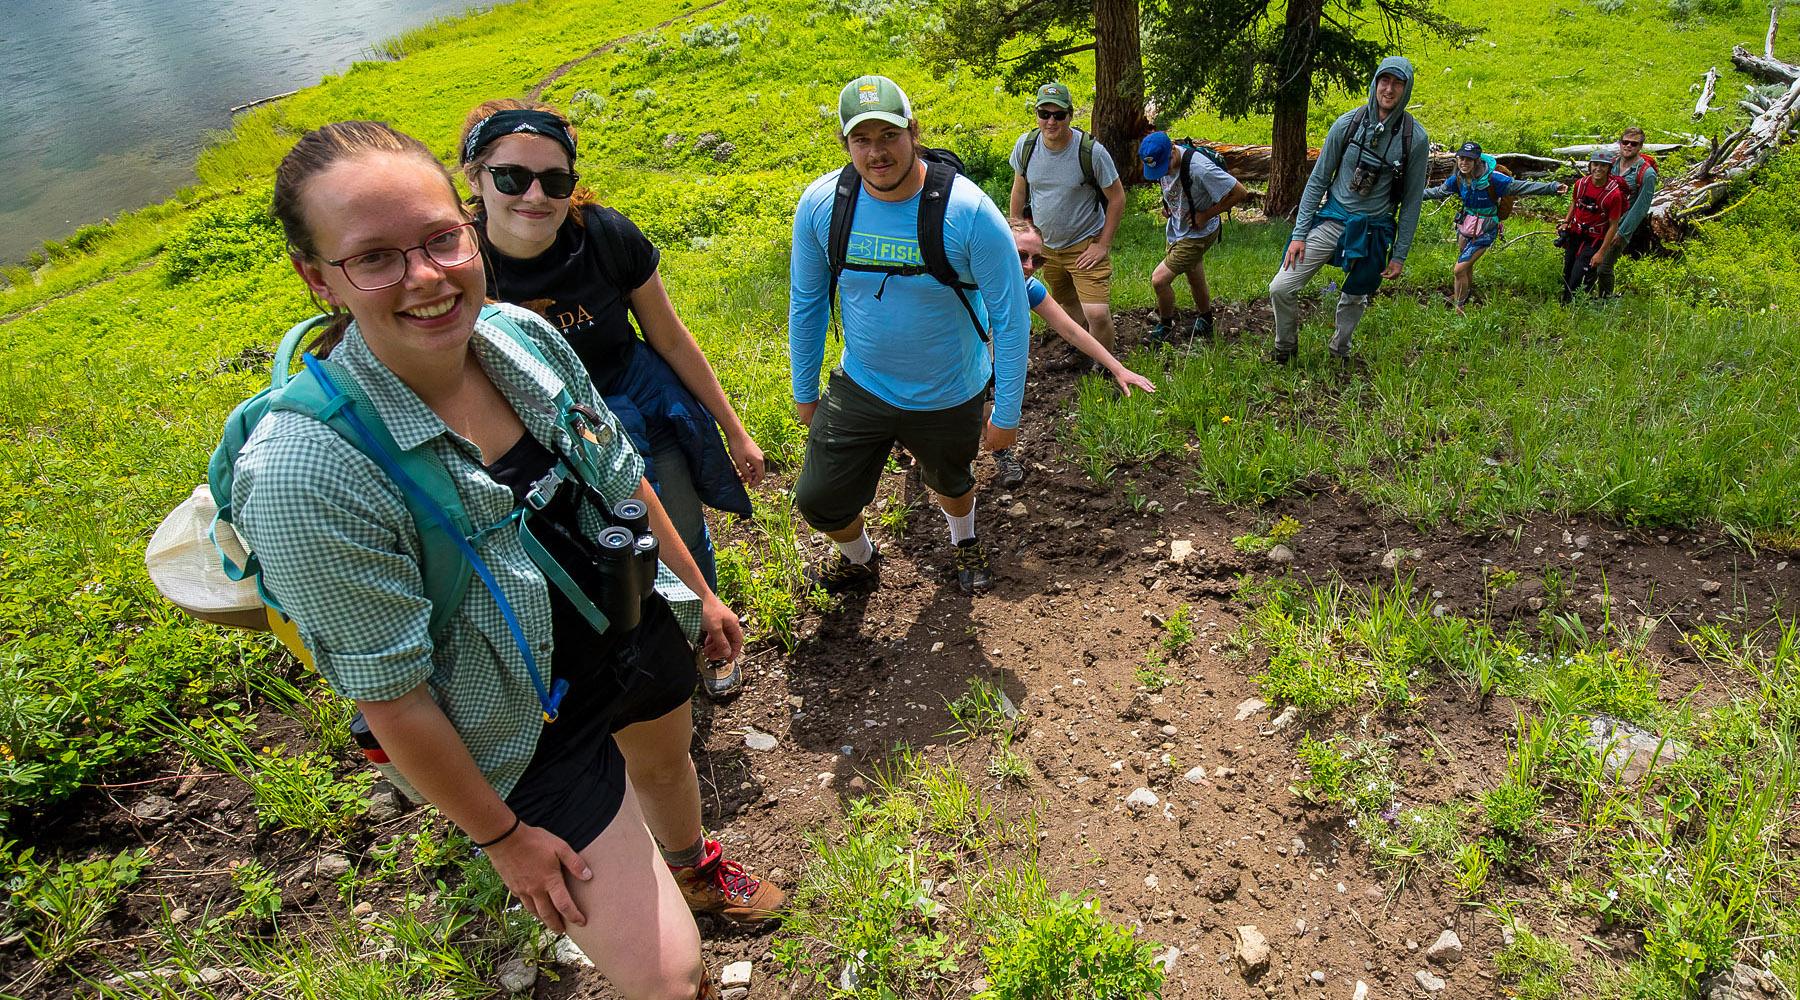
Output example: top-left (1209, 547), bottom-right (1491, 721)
top-left (1696, 67), bottom-right (1720, 117)
top-left (1650, 70), bottom-right (1800, 239)
top-left (1730, 44), bottom-right (1799, 83)
top-left (1201, 143), bottom-right (1564, 185)
top-left (1550, 141), bottom-right (1696, 156)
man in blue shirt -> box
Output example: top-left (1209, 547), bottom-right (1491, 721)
top-left (789, 75), bottom-right (1031, 595)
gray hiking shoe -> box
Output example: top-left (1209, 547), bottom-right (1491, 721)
top-left (993, 448), bottom-right (1027, 490)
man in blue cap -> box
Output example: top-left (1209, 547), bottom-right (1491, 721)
top-left (1138, 131), bottom-right (1250, 341)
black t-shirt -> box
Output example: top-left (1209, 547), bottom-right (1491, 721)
top-left (480, 204), bottom-right (660, 390)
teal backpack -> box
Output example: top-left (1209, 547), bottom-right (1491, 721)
top-left (206, 304), bottom-right (599, 720)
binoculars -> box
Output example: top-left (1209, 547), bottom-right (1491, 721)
top-left (1348, 162), bottom-right (1384, 196)
top-left (592, 498), bottom-right (659, 632)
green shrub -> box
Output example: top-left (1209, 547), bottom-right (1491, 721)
top-left (161, 197), bottom-right (285, 284)
top-left (978, 894), bottom-right (1164, 999)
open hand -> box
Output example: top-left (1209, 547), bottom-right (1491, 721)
top-left (1282, 239), bottom-right (1306, 270)
top-left (1382, 259), bottom-right (1405, 281)
top-left (1113, 367), bottom-right (1157, 396)
top-left (1074, 242), bottom-right (1110, 270)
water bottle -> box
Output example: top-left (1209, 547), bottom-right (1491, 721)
top-left (350, 712), bottom-right (423, 804)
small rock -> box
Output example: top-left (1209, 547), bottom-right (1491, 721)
top-left (169, 907), bottom-right (191, 924)
top-left (1310, 970), bottom-right (1327, 985)
top-left (1585, 715), bottom-right (1688, 783)
top-left (497, 956), bottom-right (538, 993)
top-left (1183, 766), bottom-right (1208, 784)
top-left (999, 691), bottom-right (1020, 720)
top-left (744, 727), bottom-right (779, 752)
top-left (1169, 540), bottom-right (1196, 564)
top-left (1267, 544), bottom-right (1295, 565)
top-left (1007, 502), bottom-right (1028, 517)
top-left (1425, 929), bottom-right (1463, 966)
top-left (194, 967), bottom-right (226, 986)
top-left (1432, 603), bottom-right (1449, 618)
top-left (1234, 697), bottom-right (1268, 721)
top-left (1415, 969), bottom-right (1446, 992)
top-left (129, 795), bottom-right (178, 824)
top-left (1234, 925), bottom-right (1271, 979)
top-left (930, 641), bottom-right (945, 653)
top-left (315, 853), bottom-right (351, 880)
top-left (1703, 961), bottom-right (1778, 1000)
top-left (553, 935), bottom-right (594, 967)
top-left (365, 786), bottom-right (405, 825)
top-left (1267, 706), bottom-right (1298, 731)
top-left (1159, 724), bottom-right (1178, 736)
top-left (1156, 947), bottom-right (1181, 974)
top-left (352, 901), bottom-right (374, 917)
top-left (787, 695), bottom-right (806, 710)
top-left (1700, 579), bottom-right (1723, 594)
top-left (1380, 547), bottom-right (1408, 570)
top-left (721, 960), bottom-right (753, 988)
top-left (1125, 788), bottom-right (1160, 813)
top-left (1353, 981), bottom-right (1369, 1000)
top-left (723, 991), bottom-right (749, 1000)
top-left (1574, 534), bottom-right (1590, 549)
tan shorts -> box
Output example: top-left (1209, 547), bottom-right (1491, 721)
top-left (1160, 229), bottom-right (1220, 275)
top-left (1040, 235), bottom-right (1114, 305)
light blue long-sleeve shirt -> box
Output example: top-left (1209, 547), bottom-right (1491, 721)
top-left (789, 168), bottom-right (1031, 428)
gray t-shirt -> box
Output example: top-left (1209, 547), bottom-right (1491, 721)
top-left (1008, 128), bottom-right (1120, 249)
top-left (1159, 147), bottom-right (1240, 242)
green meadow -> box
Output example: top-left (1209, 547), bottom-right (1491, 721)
top-left (1, 0), bottom-right (1796, 993)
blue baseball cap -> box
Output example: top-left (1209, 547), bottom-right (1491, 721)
top-left (1139, 131), bottom-right (1173, 180)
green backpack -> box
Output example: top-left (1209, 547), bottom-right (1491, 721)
top-left (205, 304), bottom-right (591, 719)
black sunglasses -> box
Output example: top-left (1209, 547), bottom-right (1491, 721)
top-left (1017, 249), bottom-right (1046, 268)
top-left (1036, 108), bottom-right (1070, 121)
top-left (484, 164), bottom-right (579, 199)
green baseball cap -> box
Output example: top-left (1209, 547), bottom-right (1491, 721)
top-left (1033, 82), bottom-right (1073, 110)
top-left (838, 75), bottom-right (914, 135)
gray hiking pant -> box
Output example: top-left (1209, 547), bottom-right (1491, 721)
top-left (1268, 220), bottom-right (1371, 358)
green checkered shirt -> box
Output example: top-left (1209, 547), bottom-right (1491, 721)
top-left (233, 303), bottom-right (700, 797)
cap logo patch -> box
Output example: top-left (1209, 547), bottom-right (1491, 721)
top-left (858, 84), bottom-right (881, 105)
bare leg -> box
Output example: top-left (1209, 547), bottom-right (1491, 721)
top-left (822, 516), bottom-right (866, 545)
top-left (1150, 262), bottom-right (1178, 321)
top-left (935, 488), bottom-right (974, 519)
top-left (613, 703), bottom-right (702, 856)
top-left (564, 785), bottom-right (705, 1000)
top-left (1080, 302), bottom-right (1116, 353)
top-left (1184, 265), bottom-right (1211, 315)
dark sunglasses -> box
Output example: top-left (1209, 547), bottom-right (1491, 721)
top-left (1017, 249), bottom-right (1046, 268)
top-left (1036, 108), bottom-right (1070, 121)
top-left (1618, 139), bottom-right (1642, 147)
top-left (484, 163), bottom-right (579, 199)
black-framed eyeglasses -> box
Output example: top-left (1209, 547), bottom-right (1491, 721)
top-left (484, 163), bottom-right (579, 199)
top-left (1036, 108), bottom-right (1070, 121)
top-left (324, 222), bottom-right (480, 291)
top-left (1017, 249), bottom-right (1046, 268)
top-left (1618, 139), bottom-right (1642, 147)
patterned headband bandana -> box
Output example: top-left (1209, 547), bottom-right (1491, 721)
top-left (461, 109), bottom-right (577, 164)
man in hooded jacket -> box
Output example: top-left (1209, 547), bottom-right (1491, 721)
top-left (1268, 57), bottom-right (1430, 365)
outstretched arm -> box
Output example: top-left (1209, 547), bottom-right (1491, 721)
top-left (1034, 297), bottom-right (1155, 396)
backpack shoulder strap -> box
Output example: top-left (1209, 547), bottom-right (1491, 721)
top-left (1018, 128), bottom-right (1041, 218)
top-left (1336, 107), bottom-right (1368, 181)
top-left (272, 359), bottom-right (475, 641)
top-left (1076, 129), bottom-right (1099, 195)
top-left (825, 163), bottom-right (862, 335)
top-left (916, 162), bottom-right (989, 344)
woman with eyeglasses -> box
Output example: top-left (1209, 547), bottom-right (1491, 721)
top-left (458, 99), bottom-right (762, 701)
top-left (238, 120), bottom-right (747, 998)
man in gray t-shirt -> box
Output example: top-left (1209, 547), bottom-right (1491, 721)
top-left (1139, 131), bottom-right (1250, 342)
top-left (1007, 82), bottom-right (1126, 351)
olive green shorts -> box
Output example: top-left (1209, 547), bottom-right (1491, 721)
top-left (794, 369), bottom-right (986, 533)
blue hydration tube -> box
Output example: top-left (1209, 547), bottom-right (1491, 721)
top-left (301, 353), bottom-right (568, 722)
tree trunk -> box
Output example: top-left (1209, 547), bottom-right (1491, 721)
top-left (1265, 0), bottom-right (1325, 218)
top-left (1093, 0), bottom-right (1149, 183)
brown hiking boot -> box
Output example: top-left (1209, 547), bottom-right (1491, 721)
top-left (670, 838), bottom-right (785, 924)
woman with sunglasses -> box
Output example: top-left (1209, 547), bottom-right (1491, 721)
top-left (989, 218), bottom-right (1153, 487)
top-left (238, 120), bottom-right (747, 998)
top-left (459, 99), bottom-right (762, 700)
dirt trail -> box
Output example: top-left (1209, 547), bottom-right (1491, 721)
top-left (528, 0), bottom-right (731, 99)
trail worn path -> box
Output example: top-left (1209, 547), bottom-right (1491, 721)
top-left (528, 0), bottom-right (731, 98)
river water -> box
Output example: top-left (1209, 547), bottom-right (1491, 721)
top-left (0, 0), bottom-right (494, 265)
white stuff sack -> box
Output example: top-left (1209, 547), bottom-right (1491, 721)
top-left (145, 485), bottom-right (266, 627)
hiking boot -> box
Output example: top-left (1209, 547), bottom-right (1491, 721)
top-left (993, 448), bottom-right (1027, 490)
top-left (1191, 312), bottom-right (1215, 339)
top-left (670, 839), bottom-right (785, 925)
top-left (1266, 346), bottom-right (1296, 366)
top-left (805, 545), bottom-right (881, 595)
top-left (698, 656), bottom-right (744, 701)
top-left (1147, 319), bottom-right (1174, 343)
top-left (954, 538), bottom-right (995, 595)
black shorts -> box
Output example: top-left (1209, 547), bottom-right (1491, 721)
top-left (504, 595), bottom-right (696, 852)
top-left (794, 368), bottom-right (986, 532)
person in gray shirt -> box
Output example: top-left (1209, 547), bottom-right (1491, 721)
top-left (1268, 56), bottom-right (1429, 367)
top-left (1008, 82), bottom-right (1127, 352)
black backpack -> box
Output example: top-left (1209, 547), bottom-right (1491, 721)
top-left (1172, 139), bottom-right (1233, 241)
top-left (825, 147), bottom-right (988, 342)
top-left (1017, 126), bottom-right (1106, 218)
top-left (1335, 106), bottom-right (1414, 210)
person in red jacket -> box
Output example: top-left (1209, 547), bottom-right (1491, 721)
top-left (1557, 151), bottom-right (1625, 303)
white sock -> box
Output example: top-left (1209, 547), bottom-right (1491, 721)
top-left (834, 530), bottom-right (874, 565)
top-left (944, 501), bottom-right (977, 545)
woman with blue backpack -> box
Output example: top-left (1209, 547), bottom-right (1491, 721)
top-left (1423, 142), bottom-right (1567, 313)
top-left (235, 121), bottom-right (776, 999)
top-left (458, 98), bottom-right (763, 700)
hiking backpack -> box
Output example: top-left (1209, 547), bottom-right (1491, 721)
top-left (1017, 126), bottom-right (1107, 217)
top-left (825, 147), bottom-right (989, 342)
top-left (1335, 106), bottom-right (1415, 210)
top-left (1173, 139), bottom-right (1234, 239)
